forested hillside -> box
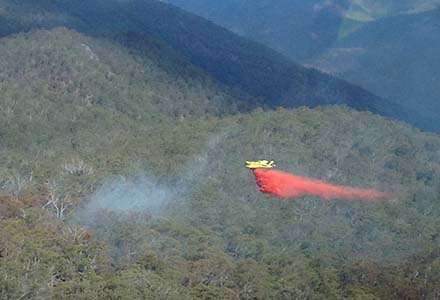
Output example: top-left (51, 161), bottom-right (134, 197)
top-left (1, 1), bottom-right (440, 299)
top-left (0, 27), bottom-right (249, 121)
top-left (0, 0), bottom-right (408, 124)
top-left (2, 90), bottom-right (440, 298)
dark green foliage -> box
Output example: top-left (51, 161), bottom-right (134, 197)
top-left (341, 246), bottom-right (440, 299)
top-left (2, 99), bottom-right (440, 298)
top-left (0, 210), bottom-right (108, 300)
top-left (0, 210), bottom-right (197, 300)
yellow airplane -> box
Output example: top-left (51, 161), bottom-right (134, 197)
top-left (245, 160), bottom-right (276, 169)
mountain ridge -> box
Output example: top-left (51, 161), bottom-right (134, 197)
top-left (307, 8), bottom-right (440, 131)
top-left (0, 0), bottom-right (406, 125)
top-left (165, 0), bottom-right (440, 59)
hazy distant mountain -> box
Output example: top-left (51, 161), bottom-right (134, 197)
top-left (164, 0), bottom-right (349, 61)
top-left (308, 9), bottom-right (440, 131)
top-left (338, 0), bottom-right (440, 37)
top-left (165, 0), bottom-right (440, 61)
top-left (0, 0), bottom-right (401, 122)
top-left (342, 0), bottom-right (440, 21)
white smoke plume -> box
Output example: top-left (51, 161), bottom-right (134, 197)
top-left (75, 127), bottom-right (236, 222)
top-left (86, 175), bottom-right (172, 213)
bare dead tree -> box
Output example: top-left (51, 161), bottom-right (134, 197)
top-left (63, 158), bottom-right (93, 176)
top-left (42, 180), bottom-right (73, 220)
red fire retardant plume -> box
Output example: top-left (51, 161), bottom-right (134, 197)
top-left (252, 169), bottom-right (393, 201)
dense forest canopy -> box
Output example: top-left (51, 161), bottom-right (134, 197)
top-left (1, 1), bottom-right (439, 299)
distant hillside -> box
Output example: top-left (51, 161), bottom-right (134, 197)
top-left (164, 0), bottom-right (440, 59)
top-left (164, 0), bottom-right (347, 61)
top-left (308, 9), bottom-right (440, 131)
top-left (0, 0), bottom-right (406, 124)
top-left (339, 0), bottom-right (440, 34)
